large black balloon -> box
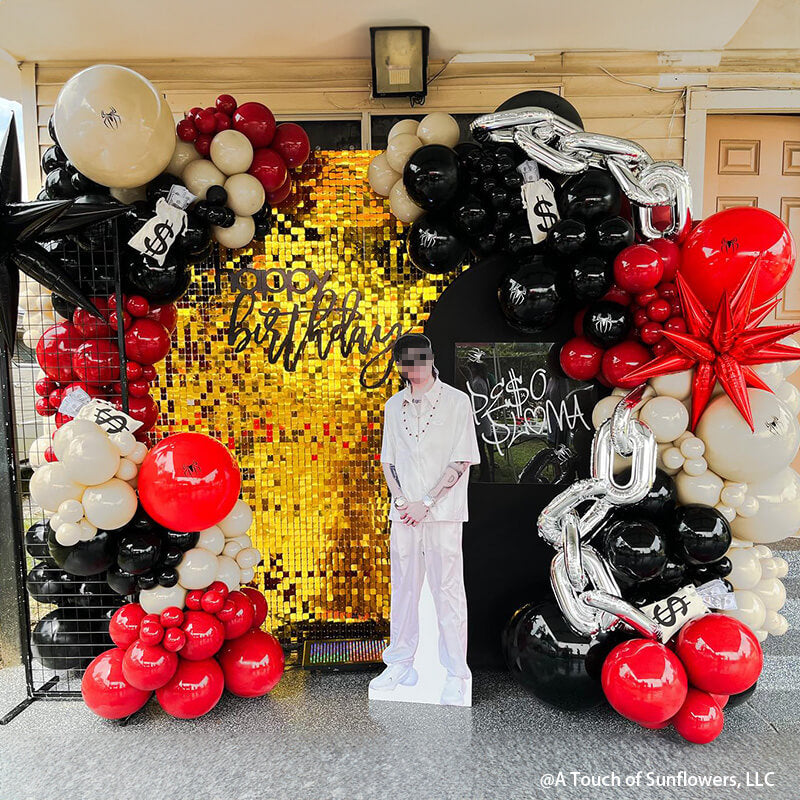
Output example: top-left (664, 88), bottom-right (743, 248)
top-left (498, 254), bottom-right (562, 333)
top-left (615, 467), bottom-right (676, 523)
top-left (31, 608), bottom-right (105, 670)
top-left (594, 216), bottom-right (635, 255)
top-left (117, 531), bottom-right (162, 575)
top-left (670, 504), bottom-right (731, 566)
top-left (603, 518), bottom-right (667, 581)
top-left (70, 173), bottom-right (108, 196)
top-left (69, 578), bottom-right (124, 610)
top-left (559, 168), bottom-right (622, 224)
top-left (494, 91), bottom-right (584, 130)
top-left (403, 145), bottom-right (463, 211)
top-left (566, 254), bottom-right (612, 304)
top-left (106, 564), bottom-right (137, 596)
top-left (406, 216), bottom-right (467, 274)
top-left (582, 301), bottom-right (631, 348)
top-left (26, 563), bottom-right (74, 605)
top-left (147, 174), bottom-right (185, 204)
top-left (47, 527), bottom-right (116, 576)
top-left (177, 215), bottom-right (212, 259)
top-left (503, 601), bottom-right (606, 711)
top-left (25, 520), bottom-right (54, 562)
top-left (548, 218), bottom-right (587, 257)
top-left (123, 252), bottom-right (192, 304)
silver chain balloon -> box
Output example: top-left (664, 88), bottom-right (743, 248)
top-left (470, 107), bottom-right (692, 241)
top-left (536, 385), bottom-right (667, 641)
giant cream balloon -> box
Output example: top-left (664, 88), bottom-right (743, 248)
top-left (731, 468), bottom-right (800, 543)
top-left (182, 158), bottom-right (226, 200)
top-left (164, 140), bottom-right (201, 178)
top-left (389, 180), bottom-right (424, 223)
top-left (224, 173), bottom-right (265, 217)
top-left (367, 153), bottom-right (401, 197)
top-left (385, 132), bottom-right (421, 173)
top-left (213, 215), bottom-right (255, 250)
top-left (53, 64), bottom-right (176, 188)
top-left (30, 463), bottom-right (84, 513)
top-left (696, 389), bottom-right (800, 483)
top-left (416, 113), bottom-right (460, 147)
top-left (81, 478), bottom-right (137, 530)
top-left (210, 129), bottom-right (254, 175)
top-left (53, 419), bottom-right (106, 461)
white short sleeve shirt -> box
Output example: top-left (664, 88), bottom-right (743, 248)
top-left (380, 378), bottom-right (481, 522)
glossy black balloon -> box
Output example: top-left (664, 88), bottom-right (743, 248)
top-left (205, 205), bottom-right (235, 227)
top-left (125, 505), bottom-right (162, 534)
top-left (603, 518), bottom-right (667, 581)
top-left (502, 171), bottom-right (523, 190)
top-left (106, 564), bottom-right (137, 596)
top-left (403, 145), bottom-right (463, 211)
top-left (71, 172), bottom-right (108, 195)
top-left (157, 566), bottom-right (179, 587)
top-left (41, 144), bottom-right (67, 174)
top-left (671, 504), bottom-right (731, 566)
top-left (25, 520), bottom-right (54, 562)
top-left (164, 529), bottom-right (199, 551)
top-left (47, 115), bottom-right (59, 145)
top-left (147, 173), bottom-right (185, 204)
top-left (407, 216), bottom-right (468, 274)
top-left (582, 301), bottom-right (631, 348)
top-left (69, 579), bottom-right (124, 610)
top-left (26, 563), bottom-right (74, 605)
top-left (559, 168), bottom-right (621, 224)
top-left (548, 218), bottom-right (587, 257)
top-left (123, 252), bottom-right (192, 304)
top-left (137, 571), bottom-right (158, 590)
top-left (504, 225), bottom-right (537, 258)
top-left (502, 601), bottom-right (606, 711)
top-left (450, 195), bottom-right (490, 237)
top-left (498, 255), bottom-right (562, 333)
top-left (494, 91), bottom-right (584, 130)
top-left (44, 167), bottom-right (79, 200)
top-left (490, 145), bottom-right (518, 175)
top-left (117, 531), bottom-right (161, 575)
top-left (567, 254), bottom-right (612, 304)
top-left (470, 230), bottom-right (499, 257)
top-left (47, 527), bottom-right (116, 576)
top-left (31, 607), bottom-right (104, 670)
top-left (615, 467), bottom-right (676, 523)
top-left (454, 142), bottom-right (482, 168)
top-left (594, 216), bottom-right (634, 254)
top-left (252, 208), bottom-right (272, 239)
top-left (161, 545), bottom-right (184, 567)
top-left (205, 185), bottom-right (228, 207)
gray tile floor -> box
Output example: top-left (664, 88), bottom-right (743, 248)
top-left (1, 553), bottom-right (800, 800)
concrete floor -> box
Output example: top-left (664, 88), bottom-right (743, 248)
top-left (1, 554), bottom-right (799, 800)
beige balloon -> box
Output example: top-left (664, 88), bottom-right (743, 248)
top-left (61, 432), bottom-right (121, 486)
top-left (389, 180), bottom-right (424, 223)
top-left (213, 214), bottom-right (255, 250)
top-left (182, 158), bottom-right (226, 200)
top-left (210, 129), bottom-right (254, 175)
top-left (235, 547), bottom-right (262, 569)
top-left (109, 185), bottom-right (148, 204)
top-left (81, 478), bottom-right (137, 530)
top-left (214, 555), bottom-right (241, 592)
top-left (385, 133), bottom-right (421, 173)
top-left (219, 498), bottom-right (253, 537)
top-left (417, 112), bottom-right (460, 147)
top-left (224, 173), bottom-right (265, 217)
top-left (388, 119), bottom-right (419, 141)
top-left (164, 140), bottom-right (202, 178)
top-left (176, 547), bottom-right (218, 590)
top-left (30, 463), bottom-right (85, 513)
top-left (53, 419), bottom-right (106, 461)
top-left (197, 525), bottom-right (225, 556)
top-left (139, 584), bottom-right (187, 616)
top-left (731, 468), bottom-right (800, 544)
top-left (53, 64), bottom-right (176, 188)
top-left (367, 153), bottom-right (400, 197)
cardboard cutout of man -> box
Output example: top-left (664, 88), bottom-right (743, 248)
top-left (370, 333), bottom-right (480, 706)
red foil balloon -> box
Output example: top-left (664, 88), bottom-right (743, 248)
top-left (137, 432), bottom-right (242, 530)
top-left (601, 639), bottom-right (688, 726)
top-left (270, 123), bottom-right (310, 168)
top-left (217, 629), bottom-right (285, 697)
top-left (122, 640), bottom-right (178, 691)
top-left (240, 586), bottom-right (268, 628)
top-left (232, 101), bottom-right (276, 148)
top-left (124, 318), bottom-right (171, 365)
top-left (220, 591), bottom-right (255, 639)
top-left (670, 688), bottom-right (724, 744)
top-left (72, 339), bottom-right (120, 385)
top-left (36, 322), bottom-right (82, 383)
top-left (249, 147), bottom-right (288, 193)
top-left (674, 613), bottom-right (763, 695)
top-left (81, 647), bottom-right (152, 719)
top-left (109, 603), bottom-right (146, 649)
top-left (156, 657), bottom-right (224, 719)
top-left (180, 610), bottom-right (225, 661)
top-left (559, 337), bottom-right (603, 381)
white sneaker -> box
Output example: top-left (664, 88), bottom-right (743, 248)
top-left (440, 675), bottom-right (466, 705)
top-left (369, 663), bottom-right (418, 692)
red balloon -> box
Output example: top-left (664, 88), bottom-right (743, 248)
top-left (194, 108), bottom-right (216, 134)
top-left (163, 628), bottom-right (186, 653)
top-left (266, 172), bottom-right (292, 206)
top-left (127, 378), bottom-right (151, 398)
top-left (137, 432), bottom-right (241, 530)
top-left (125, 295), bottom-right (150, 318)
top-left (240, 586), bottom-right (268, 628)
top-left (160, 606), bottom-right (184, 628)
top-left (176, 118), bottom-right (197, 143)
top-left (233, 101), bottom-right (276, 148)
top-left (141, 364), bottom-right (157, 381)
top-left (126, 361), bottom-right (143, 380)
top-left (81, 647), bottom-right (152, 719)
top-left (218, 629), bottom-right (284, 697)
top-left (123, 640), bottom-right (178, 691)
top-left (602, 285), bottom-right (631, 306)
top-left (220, 591), bottom-right (255, 640)
top-left (109, 603), bottom-right (146, 649)
top-left (200, 590), bottom-right (225, 615)
top-left (114, 394), bottom-right (159, 432)
top-left (124, 318), bottom-right (171, 365)
top-left (601, 639), bottom-right (688, 726)
top-left (72, 339), bottom-right (120, 385)
top-left (674, 613), bottom-right (763, 696)
top-left (36, 322), bottom-right (82, 383)
top-left (600, 341), bottom-right (651, 388)
top-left (195, 134), bottom-right (212, 157)
top-left (679, 207), bottom-right (795, 311)
top-left (185, 589), bottom-right (204, 610)
top-left (146, 303), bottom-right (178, 333)
top-left (670, 688), bottom-right (724, 744)
top-left (270, 123), bottom-right (310, 168)
top-left (559, 337), bottom-right (603, 381)
top-left (213, 113), bottom-right (231, 133)
top-left (249, 148), bottom-right (288, 193)
top-left (613, 245), bottom-right (663, 293)
top-left (216, 94), bottom-right (237, 115)
top-left (649, 238), bottom-right (681, 281)
top-left (156, 657), bottom-right (224, 719)
top-left (73, 297), bottom-right (111, 338)
top-left (180, 610), bottom-right (225, 661)
top-left (138, 615), bottom-right (164, 645)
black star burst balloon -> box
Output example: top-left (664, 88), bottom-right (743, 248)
top-left (0, 111), bottom-right (128, 350)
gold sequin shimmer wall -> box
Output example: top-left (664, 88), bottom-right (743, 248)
top-left (153, 151), bottom-right (461, 645)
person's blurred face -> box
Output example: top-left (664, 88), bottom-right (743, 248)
top-left (396, 346), bottom-right (434, 383)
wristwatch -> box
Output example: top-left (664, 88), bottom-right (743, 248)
top-left (422, 493), bottom-right (436, 509)
top-left (393, 496), bottom-right (409, 509)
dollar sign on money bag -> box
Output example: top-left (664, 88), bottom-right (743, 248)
top-left (650, 594), bottom-right (690, 628)
top-left (143, 220), bottom-right (174, 258)
top-left (533, 194), bottom-right (558, 233)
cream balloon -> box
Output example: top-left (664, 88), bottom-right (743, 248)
top-left (679, 436), bottom-right (705, 459)
top-left (128, 442), bottom-right (148, 465)
top-left (53, 419), bottom-right (106, 461)
top-left (139, 584), bottom-right (188, 616)
top-left (683, 457), bottom-right (708, 477)
top-left (417, 113), bottom-right (460, 147)
top-left (726, 547), bottom-right (762, 589)
top-left (115, 458), bottom-right (138, 481)
top-left (109, 431), bottom-right (136, 457)
top-left (591, 395), bottom-right (624, 430)
top-left (235, 547), bottom-right (262, 569)
top-left (214, 555), bottom-right (241, 592)
top-left (725, 589), bottom-right (766, 631)
top-left (776, 381), bottom-right (800, 415)
top-left (385, 133), bottom-right (421, 173)
top-left (213, 215), bottom-right (255, 250)
top-left (30, 463), bottom-right (85, 512)
top-left (182, 158), bottom-right (226, 200)
top-left (639, 396), bottom-right (688, 443)
top-left (230, 534), bottom-right (252, 550)
top-left (164, 140), bottom-right (201, 178)
top-left (109, 185), bottom-right (147, 204)
top-left (81, 478), bottom-right (137, 530)
top-left (28, 435), bottom-right (52, 469)
top-left (239, 566), bottom-right (255, 584)
top-left (367, 153), bottom-right (401, 197)
top-left (223, 540), bottom-right (244, 559)
top-left (55, 523), bottom-right (82, 547)
top-left (79, 519), bottom-right (97, 539)
top-left (57, 499), bottom-right (84, 524)
top-left (388, 119), bottom-right (419, 141)
top-left (210, 129), bottom-right (254, 175)
top-left (731, 468), bottom-right (800, 543)
top-left (197, 526), bottom-right (225, 556)
top-left (765, 611), bottom-right (789, 636)
top-left (779, 335), bottom-right (800, 377)
top-left (176, 547), bottom-right (218, 590)
top-left (696, 389), bottom-right (800, 483)
top-left (224, 173), bottom-right (265, 217)
top-left (751, 361), bottom-right (785, 390)
top-left (219, 499), bottom-right (253, 537)
top-left (53, 64), bottom-right (176, 188)
top-left (755, 577), bottom-right (786, 611)
top-left (675, 469), bottom-right (723, 506)
top-left (389, 180), bottom-right (424, 223)
top-left (61, 432), bottom-right (121, 486)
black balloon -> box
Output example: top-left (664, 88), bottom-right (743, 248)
top-left (26, 562), bottom-right (74, 605)
top-left (559, 168), bottom-right (622, 224)
top-left (123, 252), bottom-right (192, 304)
top-left (125, 505), bottom-right (162, 534)
top-left (71, 172), bottom-right (108, 195)
top-left (504, 225), bottom-right (537, 258)
top-left (407, 216), bottom-right (467, 274)
top-left (147, 173), bottom-right (185, 204)
top-left (594, 216), bottom-right (635, 254)
top-left (106, 564), bottom-right (137, 596)
top-left (498, 255), bottom-right (562, 333)
top-left (450, 195), bottom-right (490, 238)
top-left (403, 145), bottom-right (463, 211)
top-left (25, 520), bottom-right (54, 562)
top-left (670, 504), bottom-right (731, 566)
top-left (205, 205), bottom-right (235, 227)
top-left (495, 90), bottom-right (584, 130)
top-left (567, 254), bottom-right (612, 304)
top-left (69, 578), bottom-right (124, 610)
top-left (582, 301), bottom-right (631, 348)
top-left (471, 230), bottom-right (499, 257)
top-left (161, 546), bottom-right (184, 567)
top-left (31, 607), bottom-right (104, 670)
top-left (205, 185), bottom-right (228, 207)
top-left (603, 518), bottom-right (667, 581)
top-left (615, 467), bottom-right (676, 523)
top-left (548, 218), bottom-right (587, 257)
top-left (157, 566), bottom-right (179, 587)
top-left (252, 208), bottom-right (272, 239)
top-left (164, 529), bottom-right (200, 551)
top-left (41, 145), bottom-right (67, 175)
top-left (137, 571), bottom-right (158, 590)
top-left (48, 527), bottom-right (116, 576)
top-left (117, 531), bottom-right (161, 575)
top-left (48, 115), bottom-right (59, 145)
top-left (44, 167), bottom-right (78, 200)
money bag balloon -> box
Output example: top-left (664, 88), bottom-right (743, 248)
top-left (498, 255), bottom-right (562, 333)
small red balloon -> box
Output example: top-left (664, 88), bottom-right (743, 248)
top-left (180, 610), bottom-right (225, 661)
top-left (141, 364), bottom-right (157, 381)
top-left (646, 298), bottom-right (671, 322)
top-left (36, 322), bottom-right (81, 383)
top-left (601, 639), bottom-right (688, 726)
top-left (126, 361), bottom-right (143, 380)
top-left (639, 322), bottom-right (663, 345)
top-left (118, 394), bottom-right (159, 432)
top-left (186, 107), bottom-right (203, 123)
top-left (82, 647), bottom-right (152, 720)
top-left (194, 108), bottom-right (216, 134)
top-left (185, 589), bottom-right (204, 611)
top-left (270, 123), bottom-right (310, 168)
top-left (664, 316), bottom-right (687, 334)
top-left (220, 591), bottom-right (255, 640)
top-left (266, 172), bottom-right (292, 206)
top-left (195, 134), bottom-right (212, 157)
top-left (670, 688), bottom-right (724, 744)
top-left (44, 446), bottom-right (57, 461)
top-left (559, 337), bottom-right (603, 381)
top-left (216, 94), bottom-right (237, 115)
top-left (217, 629), bottom-right (284, 697)
top-left (217, 599), bottom-right (236, 622)
top-left (176, 118), bottom-right (198, 143)
top-left (138, 615), bottom-right (164, 646)
top-left (213, 113), bottom-right (231, 132)
top-left (233, 101), bottom-right (276, 148)
top-left (613, 245), bottom-right (663, 293)
top-left (109, 603), bottom-right (146, 649)
top-left (124, 318), bottom-right (171, 365)
top-left (47, 388), bottom-right (62, 408)
top-left (73, 300), bottom-right (112, 338)
top-left (602, 285), bottom-right (631, 306)
top-left (240, 587), bottom-right (268, 628)
top-left (674, 614), bottom-right (763, 696)
top-left (72, 339), bottom-right (120, 385)
top-left (601, 341), bottom-right (651, 388)
top-left (160, 607), bottom-right (184, 628)
top-left (35, 397), bottom-right (56, 416)
top-left (208, 581), bottom-right (230, 598)
top-left (649, 238), bottom-right (681, 281)
top-left (201, 590), bottom-right (225, 615)
top-left (127, 378), bottom-right (151, 398)
top-left (34, 377), bottom-right (56, 397)
top-left (122, 639), bottom-right (178, 691)
top-left (146, 303), bottom-right (178, 334)
top-left (125, 295), bottom-right (150, 318)
top-left (163, 628), bottom-right (186, 653)
top-left (249, 147), bottom-right (288, 193)
top-left (156, 657), bottom-right (224, 719)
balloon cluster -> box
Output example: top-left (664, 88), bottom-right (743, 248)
top-left (82, 585), bottom-right (283, 720)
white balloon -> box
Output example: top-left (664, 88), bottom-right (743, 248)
top-left (57, 499), bottom-right (84, 524)
top-left (183, 158), bottom-right (226, 200)
top-left (779, 335), bottom-right (800, 377)
top-left (765, 611), bottom-right (789, 636)
top-left (679, 436), bottom-right (705, 459)
top-left (115, 458), bottom-right (138, 481)
top-left (591, 395), bottom-right (623, 430)
top-left (720, 482), bottom-right (746, 509)
top-left (30, 463), bottom-right (85, 513)
top-left (214, 555), bottom-right (241, 592)
top-left (751, 361), bottom-right (785, 390)
top-left (759, 557), bottom-right (779, 580)
top-left (28, 435), bottom-right (52, 469)
top-left (210, 129), bottom-right (254, 175)
top-left (754, 544), bottom-right (772, 559)
top-left (683, 457), bottom-right (708, 477)
top-left (367, 153), bottom-right (400, 197)
top-left (725, 589), bottom-right (766, 631)
top-left (230, 534), bottom-right (252, 550)
top-left (773, 556), bottom-right (789, 578)
top-left (224, 173), bottom-right (265, 217)
top-left (128, 442), bottom-right (148, 465)
top-left (219, 499), bottom-right (253, 538)
top-left (675, 469), bottom-right (723, 506)
top-left (197, 525), bottom-right (225, 556)
top-left (715, 503), bottom-right (736, 523)
top-left (417, 113), bottom-right (460, 147)
top-left (235, 547), bottom-right (262, 569)
top-left (388, 119), bottom-right (419, 141)
top-left (139, 584), bottom-right (187, 616)
top-left (737, 495), bottom-right (759, 518)
top-left (52, 419), bottom-right (105, 461)
top-left (388, 179), bottom-right (424, 223)
top-left (727, 547), bottom-right (763, 589)
top-left (81, 478), bottom-right (137, 530)
top-left (109, 431), bottom-right (136, 457)
top-left (754, 628), bottom-right (769, 643)
top-left (176, 547), bottom-right (218, 590)
top-left (639, 396), bottom-right (688, 443)
top-left (755, 577), bottom-right (786, 611)
top-left (55, 522), bottom-right (82, 546)
top-left (223, 540), bottom-right (244, 559)
top-left (109, 185), bottom-right (147, 204)
top-left (657, 443), bottom-right (681, 475)
top-left (731, 468), bottom-right (800, 543)
top-left (49, 513), bottom-right (65, 531)
top-left (79, 519), bottom-right (97, 539)
top-left (649, 370), bottom-right (693, 401)
top-left (776, 381), bottom-right (800, 415)
top-left (213, 215), bottom-right (255, 250)
top-left (385, 133), bottom-right (421, 173)
top-left (239, 566), bottom-right (255, 584)
top-left (61, 432), bottom-right (121, 486)
top-left (164, 139), bottom-right (202, 178)
top-left (696, 389), bottom-right (800, 482)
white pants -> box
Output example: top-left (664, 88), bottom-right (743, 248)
top-left (382, 520), bottom-right (471, 679)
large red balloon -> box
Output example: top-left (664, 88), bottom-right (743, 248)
top-left (232, 102), bottom-right (276, 148)
top-left (137, 433), bottom-right (241, 531)
top-left (218, 629), bottom-right (284, 697)
top-left (124, 318), bottom-right (171, 365)
top-left (670, 688), bottom-right (724, 744)
top-left (81, 647), bottom-right (152, 719)
top-left (679, 207), bottom-right (795, 311)
top-left (270, 123), bottom-right (310, 169)
top-left (220, 591), bottom-right (255, 640)
top-left (122, 640), bottom-right (178, 690)
top-left (109, 603), bottom-right (146, 649)
top-left (674, 613), bottom-right (763, 695)
top-left (240, 586), bottom-right (268, 629)
top-left (156, 657), bottom-right (224, 719)
top-left (601, 639), bottom-right (688, 726)
top-left (36, 322), bottom-right (82, 383)
top-left (180, 610), bottom-right (225, 661)
top-left (72, 339), bottom-right (120, 385)
top-left (249, 148), bottom-right (288, 193)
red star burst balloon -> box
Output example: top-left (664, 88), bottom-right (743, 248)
top-left (624, 258), bottom-right (800, 431)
